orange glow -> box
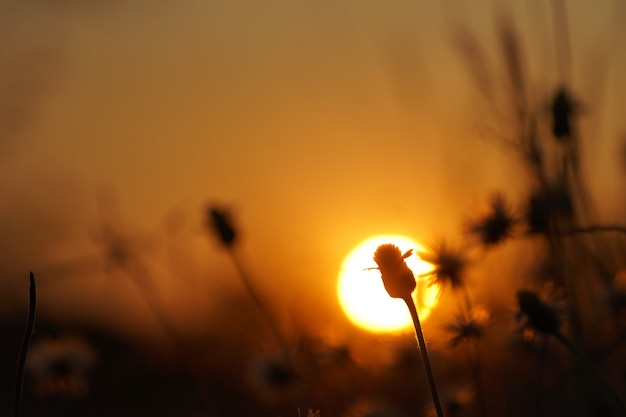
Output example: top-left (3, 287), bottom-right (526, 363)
top-left (337, 235), bottom-right (439, 333)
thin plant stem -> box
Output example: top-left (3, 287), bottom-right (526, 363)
top-left (460, 286), bottom-right (487, 416)
top-left (553, 330), bottom-right (626, 414)
top-left (125, 268), bottom-right (219, 412)
top-left (15, 272), bottom-right (36, 417)
top-left (535, 337), bottom-right (548, 417)
top-left (550, 0), bottom-right (572, 83)
top-left (468, 342), bottom-right (487, 417)
top-left (127, 274), bottom-right (186, 350)
top-left (557, 225), bottom-right (626, 236)
top-left (229, 250), bottom-right (289, 356)
top-left (403, 296), bottom-right (445, 417)
top-left (520, 225), bottom-right (626, 239)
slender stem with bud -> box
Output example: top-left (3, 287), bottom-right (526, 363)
top-left (403, 296), bottom-right (445, 417)
top-left (207, 207), bottom-right (289, 356)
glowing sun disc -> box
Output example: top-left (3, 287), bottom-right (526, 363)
top-left (337, 235), bottom-right (439, 333)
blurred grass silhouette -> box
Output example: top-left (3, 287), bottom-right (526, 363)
top-left (2, 2), bottom-right (626, 417)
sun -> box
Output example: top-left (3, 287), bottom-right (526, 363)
top-left (337, 235), bottom-right (439, 333)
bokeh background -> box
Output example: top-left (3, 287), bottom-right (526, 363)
top-left (1, 0), bottom-right (625, 415)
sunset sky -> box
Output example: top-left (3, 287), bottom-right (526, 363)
top-left (1, 0), bottom-right (624, 341)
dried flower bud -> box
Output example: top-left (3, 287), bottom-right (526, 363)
top-left (516, 290), bottom-right (561, 335)
top-left (372, 244), bottom-right (416, 299)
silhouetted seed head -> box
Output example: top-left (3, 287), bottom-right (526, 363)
top-left (516, 290), bottom-right (561, 335)
top-left (527, 194), bottom-right (551, 234)
top-left (97, 225), bottom-right (138, 272)
top-left (551, 86), bottom-right (578, 140)
top-left (466, 194), bottom-right (516, 247)
top-left (248, 355), bottom-right (299, 404)
top-left (424, 383), bottom-right (475, 417)
top-left (206, 206), bottom-right (237, 248)
top-left (372, 244), bottom-right (416, 299)
top-left (526, 186), bottom-right (573, 234)
top-left (606, 289), bottom-right (626, 319)
top-left (419, 242), bottom-right (467, 289)
top-left (263, 360), bottom-right (297, 388)
top-left (602, 271), bottom-right (626, 319)
top-left (445, 307), bottom-right (489, 347)
top-left (27, 336), bottom-right (97, 398)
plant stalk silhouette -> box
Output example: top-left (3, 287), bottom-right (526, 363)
top-left (207, 206), bottom-right (289, 355)
top-left (15, 272), bottom-right (36, 417)
top-left (404, 296), bottom-right (445, 417)
top-left (372, 244), bottom-right (445, 417)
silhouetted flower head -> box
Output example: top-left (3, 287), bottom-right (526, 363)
top-left (94, 220), bottom-right (156, 287)
top-left (372, 244), bottom-right (416, 299)
top-left (466, 193), bottom-right (516, 247)
top-left (419, 242), bottom-right (468, 289)
top-left (600, 270), bottom-right (626, 319)
top-left (27, 335), bottom-right (97, 398)
top-left (206, 206), bottom-right (237, 248)
top-left (444, 307), bottom-right (490, 347)
top-left (516, 289), bottom-right (561, 335)
top-left (247, 354), bottom-right (299, 404)
top-left (99, 226), bottom-right (135, 271)
top-left (551, 86), bottom-right (579, 140)
top-left (91, 192), bottom-right (159, 280)
top-left (602, 290), bottom-right (626, 326)
top-left (526, 185), bottom-right (573, 234)
top-left (424, 383), bottom-right (475, 417)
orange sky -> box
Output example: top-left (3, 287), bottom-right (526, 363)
top-left (0, 0), bottom-right (624, 341)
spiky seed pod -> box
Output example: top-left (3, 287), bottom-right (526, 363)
top-left (373, 244), bottom-right (416, 299)
top-left (516, 290), bottom-right (561, 335)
